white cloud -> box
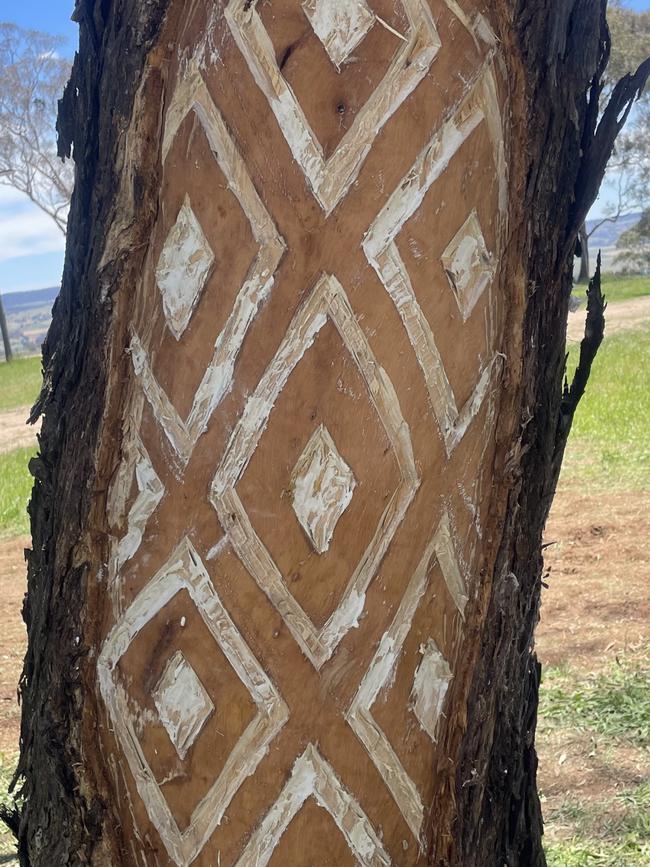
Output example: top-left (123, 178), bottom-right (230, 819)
top-left (0, 185), bottom-right (66, 263)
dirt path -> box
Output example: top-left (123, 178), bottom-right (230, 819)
top-left (567, 293), bottom-right (650, 343)
top-left (537, 484), bottom-right (650, 840)
top-left (539, 485), bottom-right (650, 668)
top-left (0, 408), bottom-right (39, 455)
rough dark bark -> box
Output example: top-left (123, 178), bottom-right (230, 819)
top-left (10, 1), bottom-right (649, 866)
top-left (14, 2), bottom-right (169, 864)
top-left (450, 5), bottom-right (647, 867)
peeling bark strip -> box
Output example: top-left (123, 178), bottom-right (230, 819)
top-left (16, 1), bottom-right (648, 866)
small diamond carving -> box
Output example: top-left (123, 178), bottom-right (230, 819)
top-left (302, 0), bottom-right (375, 68)
top-left (153, 650), bottom-right (214, 760)
top-left (441, 210), bottom-right (494, 321)
top-left (155, 195), bottom-right (215, 339)
top-left (291, 423), bottom-right (356, 555)
top-left (410, 638), bottom-right (452, 743)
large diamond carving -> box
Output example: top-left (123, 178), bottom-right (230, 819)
top-left (291, 423), bottom-right (356, 555)
top-left (363, 61), bottom-right (506, 455)
top-left (98, 538), bottom-right (289, 866)
top-left (441, 209), bottom-right (495, 322)
top-left (235, 745), bottom-right (391, 867)
top-left (302, 0), bottom-right (375, 68)
top-left (131, 68), bottom-right (285, 465)
top-left (346, 513), bottom-right (464, 840)
top-left (211, 273), bottom-right (418, 670)
top-left (156, 196), bottom-right (215, 340)
top-left (153, 650), bottom-right (215, 760)
top-left (225, 0), bottom-right (441, 214)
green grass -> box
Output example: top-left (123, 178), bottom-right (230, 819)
top-left (562, 327), bottom-right (650, 487)
top-left (540, 660), bottom-right (650, 745)
top-left (546, 837), bottom-right (650, 866)
top-left (541, 662), bottom-right (650, 866)
top-left (0, 447), bottom-right (34, 539)
top-left (599, 274), bottom-right (650, 304)
top-left (0, 356), bottom-right (42, 413)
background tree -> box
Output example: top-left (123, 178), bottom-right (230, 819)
top-left (0, 22), bottom-right (73, 362)
top-left (577, 2), bottom-right (650, 281)
top-left (7, 2), bottom-right (650, 866)
top-left (0, 23), bottom-right (73, 231)
top-left (615, 207), bottom-right (650, 272)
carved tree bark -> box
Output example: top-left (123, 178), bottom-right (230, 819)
top-left (12, 2), bottom-right (647, 866)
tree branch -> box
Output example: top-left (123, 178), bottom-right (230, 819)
top-left (553, 253), bottom-right (607, 477)
top-left (570, 57), bottom-right (650, 239)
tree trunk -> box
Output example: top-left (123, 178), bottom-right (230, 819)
top-left (13, 2), bottom-right (645, 866)
top-left (577, 222), bottom-right (590, 283)
top-left (0, 293), bottom-right (12, 361)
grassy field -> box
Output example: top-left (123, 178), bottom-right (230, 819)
top-left (542, 654), bottom-right (650, 867)
top-left (0, 357), bottom-right (42, 413)
top-left (0, 448), bottom-right (35, 539)
top-left (599, 274), bottom-right (650, 304)
top-left (562, 326), bottom-right (650, 488)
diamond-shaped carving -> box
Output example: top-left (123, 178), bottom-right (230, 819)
top-left (153, 650), bottom-right (214, 760)
top-left (211, 273), bottom-right (418, 670)
top-left (302, 0), bottom-right (375, 68)
top-left (346, 513), bottom-right (462, 840)
top-left (156, 196), bottom-right (215, 340)
top-left (363, 63), bottom-right (505, 455)
top-left (441, 210), bottom-right (494, 321)
top-left (410, 638), bottom-right (453, 743)
top-left (291, 423), bottom-right (356, 555)
top-left (226, 0), bottom-right (440, 214)
top-left (98, 538), bottom-right (289, 866)
top-left (131, 69), bottom-right (285, 465)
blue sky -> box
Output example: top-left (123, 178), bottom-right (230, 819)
top-left (0, 0), bottom-right (648, 294)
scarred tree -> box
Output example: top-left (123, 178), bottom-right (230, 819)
top-left (9, 2), bottom-right (649, 866)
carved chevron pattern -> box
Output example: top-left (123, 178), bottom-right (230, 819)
top-left (346, 513), bottom-right (465, 840)
top-left (235, 745), bottom-right (391, 867)
top-left (99, 2), bottom-right (507, 865)
top-left (225, 0), bottom-right (441, 214)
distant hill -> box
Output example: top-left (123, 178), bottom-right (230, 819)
top-left (2, 285), bottom-right (59, 316)
top-left (0, 286), bottom-right (59, 357)
top-left (586, 212), bottom-right (641, 249)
